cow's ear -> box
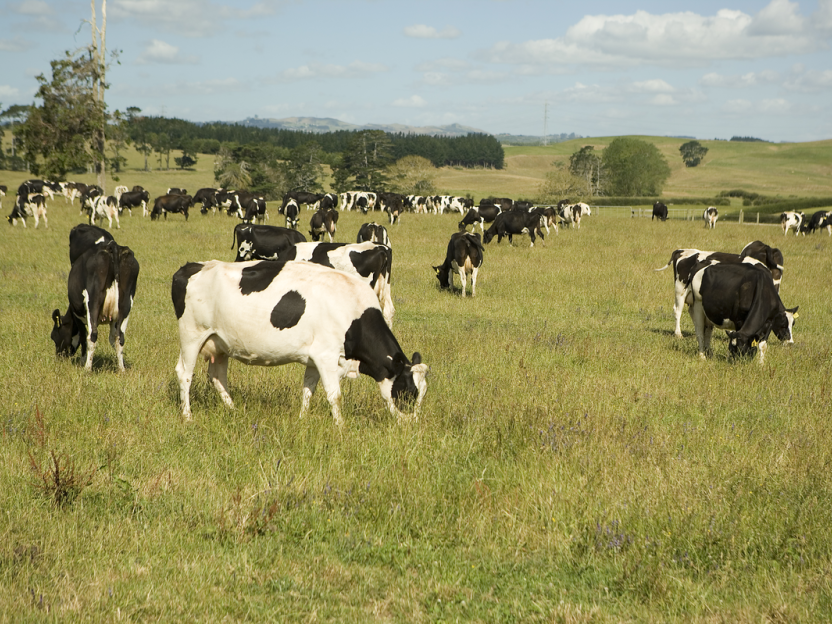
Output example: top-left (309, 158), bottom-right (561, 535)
top-left (788, 306), bottom-right (799, 317)
top-left (52, 309), bottom-right (62, 328)
top-left (411, 352), bottom-right (422, 366)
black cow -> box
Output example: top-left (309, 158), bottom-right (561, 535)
top-left (310, 208), bottom-right (339, 242)
top-left (51, 239), bottom-right (140, 371)
top-left (687, 262), bottom-right (798, 364)
top-left (231, 223), bottom-right (307, 261)
top-left (459, 204), bottom-right (501, 234)
top-left (318, 193), bottom-right (338, 212)
top-left (433, 231), bottom-right (484, 297)
top-left (483, 209), bottom-right (544, 246)
top-left (805, 210), bottom-right (832, 235)
top-left (652, 201), bottom-right (668, 221)
top-left (241, 196), bottom-right (268, 223)
top-left (167, 187), bottom-right (188, 196)
top-left (151, 194), bottom-right (193, 220)
top-left (119, 190), bottom-right (150, 217)
top-left (481, 197), bottom-right (513, 211)
top-left (69, 224), bottom-right (115, 265)
top-left (739, 241), bottom-right (785, 291)
top-left (193, 187), bottom-right (221, 215)
top-left (282, 191), bottom-right (324, 212)
top-left (357, 222), bottom-right (390, 246)
top-left (377, 192), bottom-right (403, 225)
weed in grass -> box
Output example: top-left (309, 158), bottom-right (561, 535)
top-left (28, 448), bottom-right (96, 508)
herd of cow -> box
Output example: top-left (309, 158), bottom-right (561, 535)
top-left (2, 174), bottom-right (814, 423)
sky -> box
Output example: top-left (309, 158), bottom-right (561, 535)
top-left (1, 0), bottom-right (831, 142)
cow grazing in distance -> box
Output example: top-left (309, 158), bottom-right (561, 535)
top-left (8, 193), bottom-right (48, 228)
top-left (459, 203), bottom-right (501, 234)
top-left (481, 197), bottom-right (513, 211)
top-left (241, 196), bottom-right (268, 223)
top-left (89, 195), bottom-right (120, 229)
top-left (483, 210), bottom-right (544, 246)
top-left (377, 192), bottom-right (404, 225)
top-left (151, 194), bottom-right (193, 221)
top-left (79, 186), bottom-right (103, 217)
top-left (433, 231), bottom-right (484, 297)
top-left (780, 211), bottom-right (804, 235)
top-left (652, 201), bottom-right (668, 221)
top-left (69, 223), bottom-right (115, 264)
top-left (309, 208), bottom-right (339, 242)
top-left (318, 193), bottom-right (338, 212)
top-left (281, 241), bottom-right (395, 327)
top-left (357, 222), bottom-right (391, 246)
top-left (655, 248), bottom-right (785, 338)
top-left (704, 206), bottom-right (719, 229)
top-left (119, 189), bottom-right (150, 217)
top-left (283, 198), bottom-right (300, 230)
top-left (51, 239), bottom-right (140, 372)
top-left (282, 191), bottom-right (324, 212)
top-left (231, 223), bottom-right (306, 261)
top-left (171, 260), bottom-right (426, 424)
top-left (805, 210), bottom-right (832, 235)
top-left (687, 261), bottom-right (798, 364)
top-left (167, 187), bottom-right (188, 196)
top-left (405, 195), bottom-right (428, 213)
top-left (193, 187), bottom-right (222, 215)
top-left (739, 241), bottom-right (784, 292)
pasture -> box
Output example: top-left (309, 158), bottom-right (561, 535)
top-left (2, 195), bottom-right (832, 622)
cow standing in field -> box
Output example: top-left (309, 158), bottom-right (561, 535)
top-left (51, 239), bottom-right (140, 372)
top-left (652, 201), bottom-right (668, 221)
top-left (193, 188), bottom-right (222, 215)
top-left (483, 210), bottom-right (544, 246)
top-left (433, 231), bottom-right (484, 297)
top-left (687, 261), bottom-right (798, 364)
top-left (283, 198), bottom-right (300, 230)
top-left (459, 203), bottom-right (501, 234)
top-left (780, 211), bottom-right (804, 235)
top-left (7, 193), bottom-right (48, 228)
top-left (151, 194), bottom-right (193, 220)
top-left (805, 210), bottom-right (832, 235)
top-left (309, 208), bottom-right (339, 242)
top-left (119, 189), bottom-right (150, 217)
top-left (231, 223), bottom-right (306, 261)
top-left (377, 192), bottom-right (404, 225)
top-left (704, 207), bottom-right (719, 229)
top-left (171, 260), bottom-right (427, 424)
top-left (89, 195), bottom-right (120, 229)
top-left (357, 222), bottom-right (391, 246)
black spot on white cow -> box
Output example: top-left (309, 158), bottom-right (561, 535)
top-left (51, 239), bottom-right (139, 371)
top-left (687, 261), bottom-right (798, 364)
top-left (231, 223), bottom-right (307, 261)
top-left (433, 231), bottom-right (484, 297)
top-left (171, 260), bottom-right (427, 424)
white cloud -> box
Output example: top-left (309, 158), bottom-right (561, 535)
top-left (404, 24), bottom-right (461, 39)
top-left (12, 0), bottom-right (52, 15)
top-left (111, 0), bottom-right (287, 35)
top-left (784, 68), bottom-right (832, 92)
top-left (649, 94), bottom-right (678, 106)
top-left (0, 85), bottom-right (22, 100)
top-left (630, 79), bottom-right (675, 93)
top-left (393, 95), bottom-right (427, 108)
top-left (759, 98), bottom-right (792, 113)
top-left (421, 72), bottom-right (452, 86)
top-left (482, 2), bottom-right (827, 70)
top-left (137, 40), bottom-right (199, 65)
top-left (700, 70), bottom-right (780, 88)
top-left (415, 58), bottom-right (470, 72)
top-left (0, 37), bottom-right (34, 52)
top-left (275, 61), bottom-right (388, 82)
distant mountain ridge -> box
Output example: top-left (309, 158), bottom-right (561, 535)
top-left (238, 116), bottom-right (488, 137)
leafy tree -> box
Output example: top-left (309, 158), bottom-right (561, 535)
top-left (332, 130), bottom-right (392, 191)
top-left (601, 137), bottom-right (671, 196)
top-left (568, 146), bottom-right (603, 196)
top-left (17, 48), bottom-right (107, 179)
top-left (175, 153), bottom-right (197, 170)
top-left (107, 109), bottom-right (131, 174)
top-left (214, 147), bottom-right (252, 189)
top-left (386, 155), bottom-right (437, 195)
top-left (679, 140), bottom-right (708, 168)
top-left (280, 141), bottom-right (324, 193)
top-left (538, 165), bottom-right (589, 204)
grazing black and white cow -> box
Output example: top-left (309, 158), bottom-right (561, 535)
top-left (703, 206), bottom-right (719, 229)
top-left (18, 179), bottom-right (56, 200)
top-left (282, 191), bottom-right (323, 212)
top-left (377, 192), bottom-right (403, 225)
top-left (405, 195), bottom-right (428, 213)
top-left (687, 262), bottom-right (798, 364)
top-left (655, 248), bottom-right (784, 338)
top-left (171, 259), bottom-right (426, 423)
top-left (309, 208), bottom-right (339, 242)
top-left (281, 241), bottom-right (395, 327)
top-left (51, 239), bottom-right (139, 371)
top-left (167, 187), bottom-right (188, 196)
top-left (283, 198), bottom-right (300, 230)
top-left (9, 193), bottom-right (48, 228)
top-left (193, 187), bottom-right (222, 215)
top-left (69, 223), bottom-right (115, 264)
top-left (558, 202), bottom-right (587, 229)
top-left (231, 223), bottom-right (307, 261)
top-left (481, 197), bottom-right (513, 211)
top-left (739, 241), bottom-right (784, 292)
top-left (339, 191), bottom-right (376, 213)
top-left (780, 211), bottom-right (804, 236)
top-left (356, 222), bottom-right (390, 246)
top-left (151, 194), bottom-right (193, 220)
top-left (241, 196), bottom-right (268, 224)
top-left (318, 193), bottom-right (338, 212)
top-left (79, 186), bottom-right (103, 217)
top-left (119, 190), bottom-right (150, 217)
top-left (458, 204), bottom-right (502, 234)
top-left (483, 210), bottom-right (544, 246)
top-left (89, 195), bottom-right (120, 229)
top-left (433, 231), bottom-right (484, 297)
top-left (652, 201), bottom-right (668, 221)
top-left (805, 210), bottom-right (832, 236)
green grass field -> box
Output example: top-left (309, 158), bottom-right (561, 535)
top-left (2, 141), bottom-right (832, 621)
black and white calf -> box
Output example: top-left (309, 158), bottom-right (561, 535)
top-left (780, 211), bottom-right (804, 236)
top-left (688, 262), bottom-right (798, 364)
top-left (281, 241), bottom-right (395, 327)
top-left (652, 201), bottom-right (668, 221)
top-left (231, 223), bottom-right (306, 261)
top-left (483, 209), bottom-right (544, 246)
top-left (171, 260), bottom-right (426, 424)
top-left (704, 206), bottom-right (719, 229)
top-left (433, 231), bottom-right (484, 297)
top-left (51, 239), bottom-right (139, 371)
top-left (309, 208), bottom-right (339, 242)
top-left (357, 222), bottom-right (391, 246)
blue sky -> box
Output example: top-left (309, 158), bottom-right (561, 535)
top-left (1, 0), bottom-right (831, 142)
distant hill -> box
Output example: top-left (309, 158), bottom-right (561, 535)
top-left (238, 116), bottom-right (488, 137)
top-left (496, 132), bottom-right (581, 145)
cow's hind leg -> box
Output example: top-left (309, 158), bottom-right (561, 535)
top-left (207, 353), bottom-right (233, 408)
top-left (689, 302), bottom-right (710, 360)
top-left (457, 266), bottom-right (467, 297)
top-left (175, 333), bottom-right (217, 419)
top-left (470, 266), bottom-right (478, 297)
top-left (300, 365), bottom-right (320, 420)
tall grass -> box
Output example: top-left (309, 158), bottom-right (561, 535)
top-left (1, 197), bottom-right (831, 621)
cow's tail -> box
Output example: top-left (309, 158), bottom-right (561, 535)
top-left (231, 225), bottom-right (238, 250)
top-left (654, 263), bottom-right (671, 272)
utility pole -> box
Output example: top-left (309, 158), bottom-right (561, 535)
top-left (542, 102), bottom-right (548, 146)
